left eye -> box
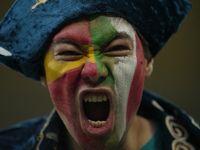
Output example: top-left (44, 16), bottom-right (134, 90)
top-left (102, 38), bottom-right (133, 57)
top-left (103, 45), bottom-right (131, 57)
top-left (107, 45), bottom-right (129, 52)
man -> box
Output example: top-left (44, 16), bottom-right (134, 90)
top-left (0, 0), bottom-right (199, 150)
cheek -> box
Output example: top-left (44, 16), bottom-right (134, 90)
top-left (126, 34), bottom-right (145, 124)
top-left (47, 67), bottom-right (82, 123)
top-left (110, 53), bottom-right (137, 139)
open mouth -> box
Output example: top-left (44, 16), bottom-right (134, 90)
top-left (83, 94), bottom-right (110, 128)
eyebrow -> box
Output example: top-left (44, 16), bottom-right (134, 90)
top-left (99, 32), bottom-right (132, 51)
top-left (53, 39), bottom-right (88, 53)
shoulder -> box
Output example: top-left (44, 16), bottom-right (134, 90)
top-left (0, 117), bottom-right (47, 150)
top-left (140, 89), bottom-right (200, 150)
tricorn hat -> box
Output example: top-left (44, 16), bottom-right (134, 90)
top-left (0, 0), bottom-right (192, 80)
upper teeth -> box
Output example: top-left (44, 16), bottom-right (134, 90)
top-left (84, 95), bottom-right (108, 102)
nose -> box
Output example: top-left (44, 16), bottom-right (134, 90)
top-left (81, 62), bottom-right (108, 85)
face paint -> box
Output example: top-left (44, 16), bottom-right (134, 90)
top-left (44, 15), bottom-right (145, 150)
top-left (44, 18), bottom-right (99, 146)
top-left (100, 18), bottom-right (145, 147)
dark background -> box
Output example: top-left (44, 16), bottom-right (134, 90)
top-left (0, 0), bottom-right (199, 129)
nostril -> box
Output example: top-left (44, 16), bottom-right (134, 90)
top-left (81, 62), bottom-right (108, 85)
top-left (83, 75), bottom-right (107, 85)
top-left (99, 76), bottom-right (106, 83)
top-left (84, 77), bottom-right (90, 82)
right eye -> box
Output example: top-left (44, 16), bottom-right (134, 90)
top-left (58, 51), bottom-right (81, 56)
top-left (53, 44), bottom-right (85, 61)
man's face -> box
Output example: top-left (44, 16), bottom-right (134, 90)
top-left (44, 15), bottom-right (145, 150)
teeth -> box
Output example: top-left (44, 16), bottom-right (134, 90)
top-left (97, 96), bottom-right (102, 102)
top-left (103, 95), bottom-right (107, 101)
top-left (92, 96), bottom-right (96, 102)
top-left (84, 95), bottom-right (108, 103)
top-left (88, 120), bottom-right (106, 128)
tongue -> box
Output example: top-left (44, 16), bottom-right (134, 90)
top-left (83, 101), bottom-right (110, 121)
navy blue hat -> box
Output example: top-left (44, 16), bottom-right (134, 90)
top-left (0, 0), bottom-right (192, 80)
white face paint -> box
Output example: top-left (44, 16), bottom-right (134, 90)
top-left (111, 17), bottom-right (137, 140)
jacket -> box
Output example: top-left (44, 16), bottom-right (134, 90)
top-left (0, 89), bottom-right (199, 150)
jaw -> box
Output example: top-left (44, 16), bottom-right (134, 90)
top-left (51, 80), bottom-right (141, 150)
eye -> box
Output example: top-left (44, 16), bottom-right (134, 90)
top-left (107, 45), bottom-right (130, 52)
top-left (58, 51), bottom-right (81, 56)
top-left (53, 44), bottom-right (85, 61)
top-left (103, 39), bottom-right (133, 57)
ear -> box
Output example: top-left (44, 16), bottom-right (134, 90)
top-left (40, 74), bottom-right (48, 88)
top-left (145, 57), bottom-right (154, 79)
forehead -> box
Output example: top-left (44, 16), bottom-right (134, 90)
top-left (52, 15), bottom-right (135, 47)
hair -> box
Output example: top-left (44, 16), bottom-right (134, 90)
top-left (134, 27), bottom-right (152, 60)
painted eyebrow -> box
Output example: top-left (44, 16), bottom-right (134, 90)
top-left (53, 39), bottom-right (88, 54)
top-left (99, 32), bottom-right (132, 51)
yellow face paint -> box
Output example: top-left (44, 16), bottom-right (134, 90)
top-left (44, 46), bottom-right (96, 82)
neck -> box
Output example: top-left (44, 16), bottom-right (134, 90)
top-left (66, 115), bottom-right (156, 150)
top-left (117, 115), bottom-right (156, 150)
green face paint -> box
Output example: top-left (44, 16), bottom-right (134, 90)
top-left (90, 15), bottom-right (118, 50)
top-left (89, 15), bottom-right (118, 89)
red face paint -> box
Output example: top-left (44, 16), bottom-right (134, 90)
top-left (126, 34), bottom-right (145, 123)
top-left (45, 17), bottom-right (105, 150)
top-left (81, 62), bottom-right (98, 77)
top-left (47, 67), bottom-right (107, 150)
top-left (52, 17), bottom-right (93, 46)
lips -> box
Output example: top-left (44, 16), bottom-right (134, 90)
top-left (79, 88), bottom-right (114, 135)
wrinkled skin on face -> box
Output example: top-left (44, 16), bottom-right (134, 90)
top-left (44, 15), bottom-right (145, 150)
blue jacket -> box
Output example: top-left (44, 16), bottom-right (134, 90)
top-left (0, 89), bottom-right (199, 150)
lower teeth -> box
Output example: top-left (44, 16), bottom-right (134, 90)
top-left (88, 119), bottom-right (106, 128)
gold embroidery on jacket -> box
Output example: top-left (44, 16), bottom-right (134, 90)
top-left (31, 0), bottom-right (49, 12)
top-left (35, 108), bottom-right (56, 150)
top-left (165, 115), bottom-right (195, 150)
